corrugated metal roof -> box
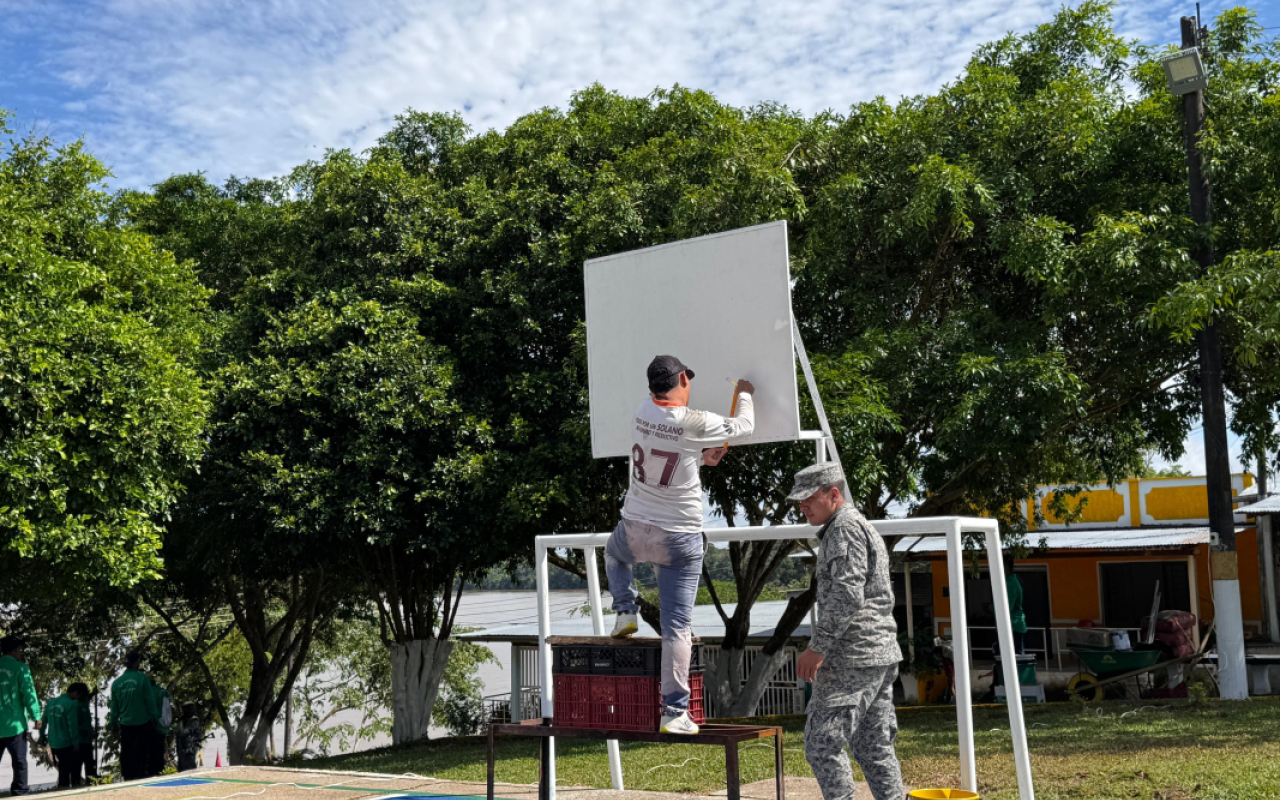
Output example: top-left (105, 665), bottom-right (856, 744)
top-left (894, 527), bottom-right (1214, 554)
top-left (1238, 495), bottom-right (1280, 514)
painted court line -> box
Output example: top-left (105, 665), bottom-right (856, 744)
top-left (146, 778), bottom-right (508, 800)
top-left (54, 776), bottom-right (516, 800)
top-left (147, 780), bottom-right (218, 787)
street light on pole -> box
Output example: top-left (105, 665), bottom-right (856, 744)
top-left (1167, 14), bottom-right (1248, 700)
top-left (1162, 47), bottom-right (1207, 96)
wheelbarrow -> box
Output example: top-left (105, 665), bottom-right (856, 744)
top-left (1066, 646), bottom-right (1164, 700)
top-left (1066, 620), bottom-right (1215, 702)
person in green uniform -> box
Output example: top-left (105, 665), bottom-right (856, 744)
top-left (986, 555), bottom-right (1030, 700)
top-left (1004, 555), bottom-right (1028, 655)
top-left (75, 683), bottom-right (97, 781)
top-left (148, 678), bottom-right (172, 777)
top-left (41, 684), bottom-right (87, 788)
top-left (109, 652), bottom-right (159, 781)
top-left (0, 636), bottom-right (41, 796)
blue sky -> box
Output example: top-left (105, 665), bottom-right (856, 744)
top-left (3, 0), bottom-right (1275, 477)
top-left (5, 0), bottom-right (1276, 191)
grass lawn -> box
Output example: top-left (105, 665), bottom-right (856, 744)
top-left (299, 699), bottom-right (1280, 799)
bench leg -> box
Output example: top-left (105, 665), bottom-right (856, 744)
top-left (774, 728), bottom-right (785, 800)
top-left (726, 743), bottom-right (740, 800)
top-left (539, 736), bottom-right (551, 800)
top-left (487, 726), bottom-right (496, 800)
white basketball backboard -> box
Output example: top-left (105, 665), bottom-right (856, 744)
top-left (584, 221), bottom-right (802, 459)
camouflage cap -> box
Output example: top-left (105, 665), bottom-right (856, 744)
top-left (786, 463), bottom-right (845, 502)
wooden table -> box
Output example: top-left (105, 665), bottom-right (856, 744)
top-left (486, 718), bottom-right (786, 800)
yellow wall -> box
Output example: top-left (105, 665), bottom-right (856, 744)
top-left (1022, 473), bottom-right (1255, 530)
top-left (929, 526), bottom-right (1264, 636)
top-left (1040, 486), bottom-right (1125, 526)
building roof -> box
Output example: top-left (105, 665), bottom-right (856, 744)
top-left (893, 526), bottom-right (1229, 555)
top-left (456, 600), bottom-right (810, 644)
top-left (1238, 495), bottom-right (1280, 515)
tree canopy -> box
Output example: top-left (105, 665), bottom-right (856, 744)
top-left (0, 114), bottom-right (208, 592)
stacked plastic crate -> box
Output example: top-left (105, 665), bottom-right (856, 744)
top-left (551, 638), bottom-right (706, 731)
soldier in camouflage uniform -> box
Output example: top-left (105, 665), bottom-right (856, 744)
top-left (791, 463), bottom-right (906, 800)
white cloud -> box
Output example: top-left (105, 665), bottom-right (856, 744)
top-left (1151, 425), bottom-right (1254, 477)
top-left (5, 0), bottom-right (1209, 188)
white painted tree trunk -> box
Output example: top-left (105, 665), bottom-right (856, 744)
top-left (390, 637), bottom-right (455, 743)
top-left (706, 645), bottom-right (790, 718)
top-left (1215, 578), bottom-right (1249, 699)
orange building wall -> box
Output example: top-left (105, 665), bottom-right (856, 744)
top-left (928, 526), bottom-right (1263, 635)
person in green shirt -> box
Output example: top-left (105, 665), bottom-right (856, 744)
top-left (148, 678), bottom-right (173, 777)
top-left (0, 636), bottom-right (41, 796)
top-left (1004, 555), bottom-right (1029, 655)
top-left (986, 556), bottom-right (1030, 700)
top-left (109, 652), bottom-right (159, 781)
top-left (41, 684), bottom-right (88, 788)
top-left (76, 685), bottom-right (98, 781)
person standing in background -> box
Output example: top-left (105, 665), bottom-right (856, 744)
top-left (984, 555), bottom-right (1029, 702)
top-left (0, 636), bottom-right (41, 796)
top-left (149, 678), bottom-right (172, 777)
top-left (41, 684), bottom-right (87, 788)
top-left (76, 684), bottom-right (98, 781)
top-left (1004, 555), bottom-right (1028, 655)
top-left (176, 703), bottom-right (203, 772)
top-left (109, 652), bottom-right (159, 781)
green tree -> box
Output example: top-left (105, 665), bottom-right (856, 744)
top-left (0, 114), bottom-right (208, 593)
top-left (122, 176), bottom-right (338, 763)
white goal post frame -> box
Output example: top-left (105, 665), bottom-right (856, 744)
top-left (534, 518), bottom-right (1036, 800)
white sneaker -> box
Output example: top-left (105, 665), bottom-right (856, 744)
top-left (610, 613), bottom-right (638, 638)
top-left (660, 710), bottom-right (699, 735)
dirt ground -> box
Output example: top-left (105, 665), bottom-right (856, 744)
top-left (34, 766), bottom-right (879, 800)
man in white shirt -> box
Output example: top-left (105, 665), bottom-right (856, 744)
top-left (605, 355), bottom-right (756, 734)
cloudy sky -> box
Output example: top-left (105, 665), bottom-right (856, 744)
top-left (5, 0), bottom-right (1276, 190)
top-left (3, 0), bottom-right (1275, 475)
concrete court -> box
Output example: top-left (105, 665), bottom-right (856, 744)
top-left (28, 766), bottom-right (865, 800)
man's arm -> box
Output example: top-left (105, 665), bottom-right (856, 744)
top-left (144, 680), bottom-right (161, 723)
top-left (21, 665), bottom-right (40, 725)
top-left (807, 522), bottom-right (869, 656)
top-left (686, 390), bottom-right (755, 445)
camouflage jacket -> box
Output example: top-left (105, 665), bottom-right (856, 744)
top-left (809, 505), bottom-right (901, 668)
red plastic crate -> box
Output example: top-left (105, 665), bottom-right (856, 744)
top-left (553, 672), bottom-right (706, 732)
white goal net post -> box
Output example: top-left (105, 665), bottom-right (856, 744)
top-left (533, 517), bottom-right (1036, 800)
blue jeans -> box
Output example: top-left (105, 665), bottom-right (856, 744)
top-left (605, 519), bottom-right (704, 713)
top-left (1, 732), bottom-right (29, 795)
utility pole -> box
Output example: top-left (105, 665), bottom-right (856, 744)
top-left (1258, 449), bottom-right (1277, 642)
top-left (1181, 13), bottom-right (1248, 699)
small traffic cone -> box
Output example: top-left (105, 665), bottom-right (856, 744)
top-left (214, 750), bottom-right (223, 767)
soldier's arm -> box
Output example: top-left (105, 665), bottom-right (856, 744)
top-left (808, 521), bottom-right (870, 655)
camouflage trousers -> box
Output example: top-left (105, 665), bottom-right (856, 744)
top-left (804, 663), bottom-right (905, 800)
